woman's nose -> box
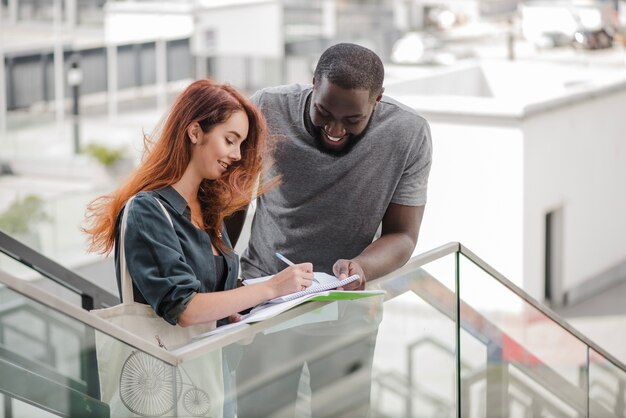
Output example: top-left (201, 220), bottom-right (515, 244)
top-left (230, 145), bottom-right (241, 161)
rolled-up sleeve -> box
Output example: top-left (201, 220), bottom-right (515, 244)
top-left (123, 194), bottom-right (200, 325)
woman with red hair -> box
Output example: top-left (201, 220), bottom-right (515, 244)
top-left (84, 79), bottom-right (313, 327)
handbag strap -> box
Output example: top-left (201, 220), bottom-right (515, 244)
top-left (120, 194), bottom-right (174, 304)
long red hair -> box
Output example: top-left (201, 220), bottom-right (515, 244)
top-left (84, 79), bottom-right (273, 255)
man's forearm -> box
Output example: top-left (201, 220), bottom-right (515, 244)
top-left (353, 232), bottom-right (417, 281)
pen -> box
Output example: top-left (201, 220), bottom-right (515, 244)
top-left (275, 252), bottom-right (319, 284)
top-left (275, 252), bottom-right (295, 266)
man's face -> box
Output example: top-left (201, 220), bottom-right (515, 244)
top-left (309, 77), bottom-right (379, 154)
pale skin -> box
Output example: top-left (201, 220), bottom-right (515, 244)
top-left (172, 110), bottom-right (314, 327)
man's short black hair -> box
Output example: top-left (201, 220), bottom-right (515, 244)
top-left (313, 43), bottom-right (384, 100)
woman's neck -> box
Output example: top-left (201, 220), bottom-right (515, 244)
top-left (172, 166), bottom-right (201, 206)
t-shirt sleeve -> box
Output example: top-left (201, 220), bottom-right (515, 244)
top-left (250, 89), bottom-right (264, 108)
top-left (391, 119), bottom-right (433, 206)
top-left (122, 194), bottom-right (200, 325)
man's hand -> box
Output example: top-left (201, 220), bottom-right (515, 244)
top-left (228, 313), bottom-right (242, 323)
top-left (333, 259), bottom-right (366, 290)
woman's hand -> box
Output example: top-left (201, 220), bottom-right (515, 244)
top-left (266, 263), bottom-right (314, 298)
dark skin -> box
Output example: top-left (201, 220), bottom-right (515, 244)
top-left (308, 77), bottom-right (424, 289)
top-left (227, 76), bottom-right (425, 288)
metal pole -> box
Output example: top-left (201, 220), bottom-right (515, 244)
top-left (67, 58), bottom-right (82, 154)
top-left (156, 38), bottom-right (167, 110)
top-left (7, 0), bottom-right (17, 23)
top-left (71, 76), bottom-right (79, 153)
top-left (53, 0), bottom-right (65, 124)
top-left (0, 47), bottom-right (6, 143)
top-left (65, 0), bottom-right (77, 29)
top-left (106, 44), bottom-right (118, 119)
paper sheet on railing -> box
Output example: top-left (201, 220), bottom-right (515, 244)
top-left (192, 289), bottom-right (385, 339)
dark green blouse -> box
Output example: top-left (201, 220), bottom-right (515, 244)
top-left (114, 186), bottom-right (239, 325)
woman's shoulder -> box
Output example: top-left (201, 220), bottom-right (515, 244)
top-left (126, 191), bottom-right (163, 217)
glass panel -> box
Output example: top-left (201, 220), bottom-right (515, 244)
top-left (226, 297), bottom-right (384, 417)
top-left (589, 348), bottom-right (626, 417)
top-left (459, 254), bottom-right (588, 418)
top-left (371, 253), bottom-right (457, 417)
top-left (0, 251), bottom-right (82, 306)
top-left (0, 276), bottom-right (180, 418)
top-left (0, 283), bottom-right (114, 417)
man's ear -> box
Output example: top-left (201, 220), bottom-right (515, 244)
top-left (376, 87), bottom-right (385, 103)
top-left (186, 122), bottom-right (200, 144)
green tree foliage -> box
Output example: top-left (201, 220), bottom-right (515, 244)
top-left (84, 143), bottom-right (126, 167)
top-left (0, 195), bottom-right (50, 234)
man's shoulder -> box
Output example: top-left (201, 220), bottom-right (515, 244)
top-left (378, 95), bottom-right (428, 128)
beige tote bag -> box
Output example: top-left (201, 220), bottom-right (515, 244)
top-left (92, 195), bottom-right (224, 417)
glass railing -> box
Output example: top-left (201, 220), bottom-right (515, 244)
top-left (0, 234), bottom-right (118, 310)
top-left (1, 242), bottom-right (625, 417)
top-left (0, 268), bottom-right (174, 418)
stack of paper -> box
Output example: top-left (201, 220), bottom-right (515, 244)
top-left (192, 273), bottom-right (385, 339)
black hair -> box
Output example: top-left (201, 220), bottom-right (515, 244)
top-left (313, 43), bottom-right (384, 100)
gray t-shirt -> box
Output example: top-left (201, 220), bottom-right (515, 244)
top-left (241, 84), bottom-right (432, 278)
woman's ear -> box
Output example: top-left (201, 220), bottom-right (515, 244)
top-left (186, 122), bottom-right (200, 145)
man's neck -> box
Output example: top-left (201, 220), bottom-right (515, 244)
top-left (303, 91), bottom-right (317, 139)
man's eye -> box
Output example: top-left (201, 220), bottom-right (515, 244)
top-left (315, 106), bottom-right (329, 117)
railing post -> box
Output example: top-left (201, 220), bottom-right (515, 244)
top-left (486, 342), bottom-right (509, 418)
top-left (617, 378), bottom-right (625, 418)
top-left (582, 346), bottom-right (589, 418)
top-left (3, 393), bottom-right (13, 418)
top-left (455, 250), bottom-right (461, 418)
top-left (80, 293), bottom-right (100, 399)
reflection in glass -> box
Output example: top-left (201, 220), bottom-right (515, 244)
top-left (459, 253), bottom-right (587, 417)
top-left (373, 253), bottom-right (457, 417)
top-left (589, 348), bottom-right (626, 417)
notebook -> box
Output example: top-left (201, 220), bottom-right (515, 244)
top-left (191, 289), bottom-right (385, 339)
top-left (243, 272), bottom-right (361, 303)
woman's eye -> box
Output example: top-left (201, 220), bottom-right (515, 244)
top-left (226, 138), bottom-right (234, 145)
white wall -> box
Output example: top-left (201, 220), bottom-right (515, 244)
top-left (413, 120), bottom-right (524, 287)
top-left (193, 1), bottom-right (283, 58)
top-left (523, 88), bottom-right (626, 299)
top-left (105, 2), bottom-right (194, 44)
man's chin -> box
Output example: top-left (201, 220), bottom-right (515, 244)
top-left (314, 138), bottom-right (350, 156)
top-left (320, 131), bottom-right (350, 152)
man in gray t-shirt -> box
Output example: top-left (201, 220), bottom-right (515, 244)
top-left (232, 43), bottom-right (433, 417)
top-left (239, 43), bottom-right (432, 287)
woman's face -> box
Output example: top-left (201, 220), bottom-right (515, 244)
top-left (191, 110), bottom-right (249, 180)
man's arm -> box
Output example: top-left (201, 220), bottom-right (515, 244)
top-left (333, 203), bottom-right (424, 289)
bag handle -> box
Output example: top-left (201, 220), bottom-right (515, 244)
top-left (119, 194), bottom-right (174, 304)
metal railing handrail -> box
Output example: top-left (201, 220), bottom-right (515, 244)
top-left (1, 240), bottom-right (624, 375)
top-left (457, 242), bottom-right (626, 373)
top-left (0, 268), bottom-right (177, 365)
top-left (0, 231), bottom-right (118, 310)
top-left (370, 242), bottom-right (626, 373)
